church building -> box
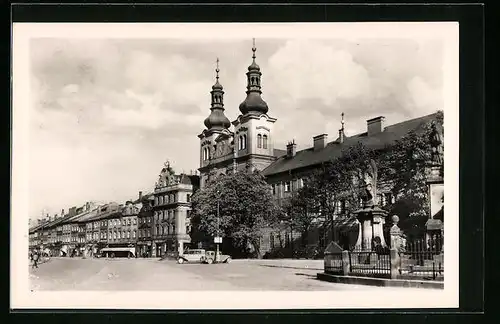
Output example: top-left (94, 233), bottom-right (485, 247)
top-left (198, 41), bottom-right (284, 188)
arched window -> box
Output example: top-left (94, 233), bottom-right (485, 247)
top-left (117, 231), bottom-right (121, 239)
top-left (127, 231), bottom-right (130, 239)
top-left (239, 136), bottom-right (243, 150)
top-left (257, 134), bottom-right (262, 148)
top-left (242, 135), bottom-right (247, 149)
top-left (133, 230), bottom-right (136, 238)
top-left (263, 135), bottom-right (268, 149)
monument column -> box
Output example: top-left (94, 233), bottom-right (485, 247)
top-left (425, 122), bottom-right (444, 250)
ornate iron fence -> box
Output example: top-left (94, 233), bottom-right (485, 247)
top-left (399, 234), bottom-right (444, 280)
top-left (348, 242), bottom-right (391, 279)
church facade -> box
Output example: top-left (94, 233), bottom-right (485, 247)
top-left (197, 44), bottom-right (283, 189)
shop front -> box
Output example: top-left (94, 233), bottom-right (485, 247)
top-left (137, 241), bottom-right (152, 258)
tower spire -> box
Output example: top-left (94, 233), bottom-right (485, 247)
top-left (216, 57), bottom-right (220, 82)
top-left (252, 38), bottom-right (256, 60)
top-left (239, 38), bottom-right (269, 115)
top-left (204, 57), bottom-right (230, 130)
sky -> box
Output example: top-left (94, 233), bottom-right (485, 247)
top-left (28, 34), bottom-right (444, 219)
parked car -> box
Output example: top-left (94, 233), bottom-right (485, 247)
top-left (177, 249), bottom-right (207, 264)
top-left (203, 250), bottom-right (232, 264)
top-left (100, 247), bottom-right (136, 258)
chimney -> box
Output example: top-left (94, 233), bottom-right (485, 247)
top-left (139, 191), bottom-right (143, 201)
top-left (338, 129), bottom-right (345, 143)
top-left (286, 140), bottom-right (297, 158)
top-left (367, 116), bottom-right (385, 136)
top-left (313, 134), bottom-right (328, 151)
top-left (61, 209), bottom-right (65, 217)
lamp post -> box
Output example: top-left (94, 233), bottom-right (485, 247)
top-left (216, 190), bottom-right (220, 263)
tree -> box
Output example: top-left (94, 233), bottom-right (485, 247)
top-left (303, 142), bottom-right (378, 242)
top-left (286, 184), bottom-right (317, 246)
top-left (377, 110), bottom-right (444, 237)
top-left (190, 170), bottom-right (279, 258)
top-left (295, 110), bottom-right (444, 241)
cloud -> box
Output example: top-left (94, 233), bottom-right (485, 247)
top-left (27, 37), bottom-right (444, 217)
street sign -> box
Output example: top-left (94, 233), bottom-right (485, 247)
top-left (214, 237), bottom-right (222, 244)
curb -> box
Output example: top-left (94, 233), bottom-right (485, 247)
top-left (317, 272), bottom-right (444, 289)
top-left (258, 264), bottom-right (323, 271)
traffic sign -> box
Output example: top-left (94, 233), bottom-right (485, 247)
top-left (214, 237), bottom-right (222, 244)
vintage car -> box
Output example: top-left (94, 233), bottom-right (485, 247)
top-left (177, 249), bottom-right (207, 264)
top-left (100, 247), bottom-right (136, 259)
top-left (203, 250), bottom-right (232, 264)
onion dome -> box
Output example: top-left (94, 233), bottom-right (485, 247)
top-left (204, 58), bottom-right (231, 130)
top-left (239, 39), bottom-right (269, 115)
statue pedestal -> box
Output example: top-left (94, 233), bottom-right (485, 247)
top-left (425, 164), bottom-right (444, 252)
top-left (354, 205), bottom-right (388, 250)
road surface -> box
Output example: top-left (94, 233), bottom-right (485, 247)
top-left (28, 257), bottom-right (416, 291)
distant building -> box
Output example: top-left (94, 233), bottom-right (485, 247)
top-left (136, 191), bottom-right (154, 257)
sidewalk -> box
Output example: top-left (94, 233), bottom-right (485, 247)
top-left (233, 259), bottom-right (324, 271)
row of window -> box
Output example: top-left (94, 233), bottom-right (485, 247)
top-left (271, 179), bottom-right (304, 195)
top-left (153, 224), bottom-right (176, 236)
top-left (154, 193), bottom-right (179, 206)
top-left (85, 230), bottom-right (138, 241)
top-left (154, 210), bottom-right (176, 221)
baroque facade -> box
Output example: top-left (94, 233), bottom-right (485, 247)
top-left (148, 162), bottom-right (199, 257)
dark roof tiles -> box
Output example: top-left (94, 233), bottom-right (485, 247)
top-left (262, 113), bottom-right (438, 176)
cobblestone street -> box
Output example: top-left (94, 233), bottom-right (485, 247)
top-left (28, 257), bottom-right (418, 291)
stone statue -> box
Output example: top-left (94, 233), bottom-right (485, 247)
top-left (429, 123), bottom-right (443, 165)
top-left (359, 159), bottom-right (378, 207)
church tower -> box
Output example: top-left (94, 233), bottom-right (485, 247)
top-left (198, 59), bottom-right (233, 188)
top-left (233, 39), bottom-right (277, 172)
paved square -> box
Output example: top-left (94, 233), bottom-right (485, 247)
top-left (29, 257), bottom-right (429, 291)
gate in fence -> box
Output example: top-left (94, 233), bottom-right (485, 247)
top-left (398, 234), bottom-right (444, 281)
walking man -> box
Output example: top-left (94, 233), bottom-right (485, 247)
top-left (32, 250), bottom-right (39, 269)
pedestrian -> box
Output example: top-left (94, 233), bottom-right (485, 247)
top-left (32, 251), bottom-right (39, 269)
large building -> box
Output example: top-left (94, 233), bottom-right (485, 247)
top-left (196, 40), bottom-right (442, 255)
top-left (197, 46), bottom-right (283, 188)
top-left (148, 162), bottom-right (199, 257)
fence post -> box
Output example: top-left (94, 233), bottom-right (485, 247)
top-left (390, 215), bottom-right (402, 251)
top-left (342, 250), bottom-right (349, 276)
top-left (390, 248), bottom-right (400, 279)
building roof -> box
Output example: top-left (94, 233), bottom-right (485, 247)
top-left (133, 192), bottom-right (154, 204)
top-left (86, 203), bottom-right (122, 222)
top-left (273, 148), bottom-right (286, 158)
top-left (262, 112), bottom-right (439, 177)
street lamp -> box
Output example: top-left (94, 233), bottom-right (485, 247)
top-left (216, 190), bottom-right (221, 262)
